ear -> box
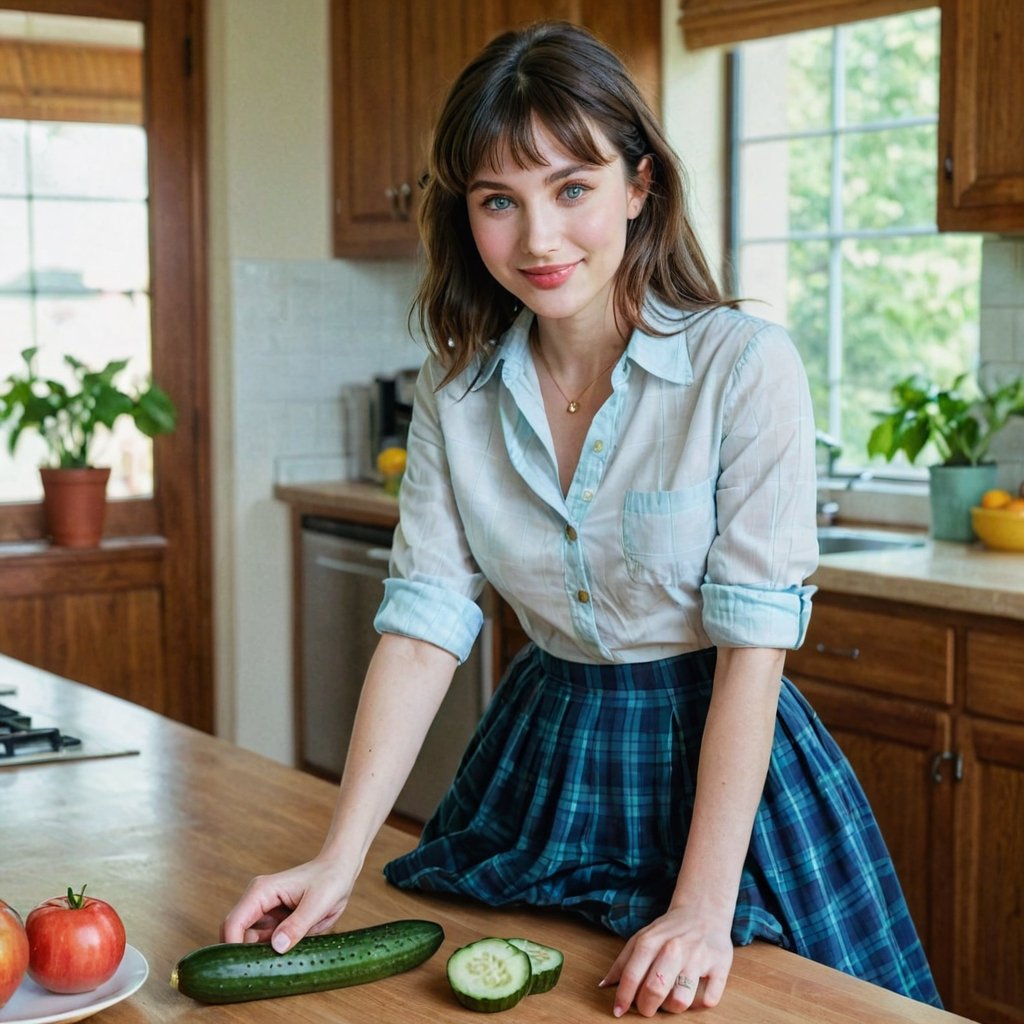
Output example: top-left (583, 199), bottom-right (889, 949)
top-left (626, 155), bottom-right (653, 220)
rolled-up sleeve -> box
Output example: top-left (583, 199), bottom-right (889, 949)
top-left (702, 323), bottom-right (819, 650)
top-left (373, 358), bottom-right (486, 664)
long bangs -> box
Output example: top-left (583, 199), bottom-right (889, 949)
top-left (436, 79), bottom-right (614, 196)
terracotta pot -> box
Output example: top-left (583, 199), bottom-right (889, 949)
top-left (39, 467), bottom-right (112, 548)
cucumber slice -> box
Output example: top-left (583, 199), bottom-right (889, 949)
top-left (446, 938), bottom-right (532, 1012)
top-left (506, 938), bottom-right (564, 994)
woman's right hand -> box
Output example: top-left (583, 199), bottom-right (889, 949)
top-left (221, 855), bottom-right (357, 953)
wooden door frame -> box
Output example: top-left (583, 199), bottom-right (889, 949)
top-left (0, 0), bottom-right (213, 730)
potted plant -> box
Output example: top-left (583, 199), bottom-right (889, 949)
top-left (867, 371), bottom-right (1024, 541)
top-left (0, 347), bottom-right (177, 547)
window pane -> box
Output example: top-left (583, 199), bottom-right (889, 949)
top-left (0, 296), bottom-right (34, 376)
top-left (32, 198), bottom-right (149, 292)
top-left (0, 198), bottom-right (30, 289)
top-left (841, 235), bottom-right (982, 463)
top-left (843, 124), bottom-right (937, 230)
top-left (739, 30), bottom-right (832, 134)
top-left (29, 122), bottom-right (148, 200)
top-left (0, 121), bottom-right (27, 192)
top-left (740, 136), bottom-right (832, 237)
top-left (844, 10), bottom-right (939, 124)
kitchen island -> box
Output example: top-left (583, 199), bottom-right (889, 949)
top-left (0, 653), bottom-right (976, 1023)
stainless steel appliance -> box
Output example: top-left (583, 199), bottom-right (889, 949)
top-left (299, 515), bottom-right (493, 822)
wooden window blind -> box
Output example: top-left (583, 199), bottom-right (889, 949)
top-left (0, 39), bottom-right (142, 124)
top-left (678, 0), bottom-right (934, 48)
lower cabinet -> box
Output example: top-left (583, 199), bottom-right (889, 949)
top-left (786, 593), bottom-right (1024, 1024)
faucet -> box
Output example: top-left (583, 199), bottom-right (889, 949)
top-left (815, 430), bottom-right (843, 479)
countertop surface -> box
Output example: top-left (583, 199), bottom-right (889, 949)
top-left (275, 481), bottom-right (1024, 622)
top-left (0, 654), bottom-right (976, 1023)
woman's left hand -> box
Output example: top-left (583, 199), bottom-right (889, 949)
top-left (600, 903), bottom-right (734, 1016)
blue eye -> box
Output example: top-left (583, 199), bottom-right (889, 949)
top-left (483, 195), bottom-right (512, 211)
top-left (562, 184), bottom-right (587, 201)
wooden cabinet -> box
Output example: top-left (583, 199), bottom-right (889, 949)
top-left (786, 594), bottom-right (1024, 1023)
top-left (938, 0), bottom-right (1024, 231)
top-left (0, 540), bottom-right (178, 719)
top-left (330, 0), bottom-right (661, 258)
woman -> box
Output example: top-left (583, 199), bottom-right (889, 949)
top-left (223, 22), bottom-right (941, 1015)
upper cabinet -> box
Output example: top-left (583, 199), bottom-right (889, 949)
top-left (938, 0), bottom-right (1024, 232)
top-left (330, 0), bottom-right (661, 259)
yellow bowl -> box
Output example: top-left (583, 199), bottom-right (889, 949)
top-left (971, 506), bottom-right (1024, 552)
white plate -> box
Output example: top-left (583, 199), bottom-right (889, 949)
top-left (0, 945), bottom-right (149, 1024)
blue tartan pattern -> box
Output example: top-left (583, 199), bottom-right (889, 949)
top-left (383, 645), bottom-right (942, 1007)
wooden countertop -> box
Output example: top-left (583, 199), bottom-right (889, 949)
top-left (274, 480), bottom-right (399, 528)
top-left (0, 654), bottom-right (976, 1023)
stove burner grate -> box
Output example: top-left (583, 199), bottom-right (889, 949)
top-left (0, 701), bottom-right (83, 759)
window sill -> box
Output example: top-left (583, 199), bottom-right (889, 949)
top-left (818, 477), bottom-right (930, 530)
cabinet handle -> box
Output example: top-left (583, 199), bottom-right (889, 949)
top-left (814, 642), bottom-right (860, 660)
top-left (397, 182), bottom-right (412, 220)
top-left (930, 750), bottom-right (963, 784)
top-left (943, 152), bottom-right (953, 180)
top-left (385, 186), bottom-right (400, 219)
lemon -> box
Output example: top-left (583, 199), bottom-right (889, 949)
top-left (980, 488), bottom-right (1012, 509)
top-left (376, 446), bottom-right (407, 476)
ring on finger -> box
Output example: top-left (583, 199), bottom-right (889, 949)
top-left (675, 974), bottom-right (696, 991)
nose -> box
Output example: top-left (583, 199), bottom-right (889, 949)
top-left (521, 205), bottom-right (559, 257)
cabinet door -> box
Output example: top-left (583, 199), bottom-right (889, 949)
top-left (955, 717), bottom-right (1024, 1024)
top-left (332, 0), bottom-right (414, 255)
top-left (938, 0), bottom-right (1024, 231)
top-left (795, 679), bottom-right (955, 1003)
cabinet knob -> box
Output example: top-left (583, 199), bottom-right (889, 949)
top-left (397, 182), bottom-right (412, 220)
top-left (385, 186), bottom-right (400, 219)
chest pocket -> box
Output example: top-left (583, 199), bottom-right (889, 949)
top-left (622, 480), bottom-right (716, 585)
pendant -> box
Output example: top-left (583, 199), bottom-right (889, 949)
top-left (566, 400), bottom-right (579, 414)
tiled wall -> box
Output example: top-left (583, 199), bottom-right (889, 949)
top-left (980, 238), bottom-right (1024, 491)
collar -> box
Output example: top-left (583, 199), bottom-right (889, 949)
top-left (470, 295), bottom-right (697, 391)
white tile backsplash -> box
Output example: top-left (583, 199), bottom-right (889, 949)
top-left (232, 258), bottom-right (424, 485)
top-left (980, 238), bottom-right (1024, 491)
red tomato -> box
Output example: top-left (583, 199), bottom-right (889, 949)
top-left (0, 899), bottom-right (30, 1008)
top-left (26, 886), bottom-right (126, 994)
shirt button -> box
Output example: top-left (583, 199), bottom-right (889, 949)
top-left (577, 589), bottom-right (590, 604)
top-left (565, 524), bottom-right (578, 542)
top-left (582, 490), bottom-right (594, 502)
top-left (593, 440), bottom-right (604, 453)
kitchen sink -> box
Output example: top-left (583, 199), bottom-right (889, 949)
top-left (817, 525), bottom-right (927, 555)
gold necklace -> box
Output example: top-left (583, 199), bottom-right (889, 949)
top-left (532, 340), bottom-right (622, 415)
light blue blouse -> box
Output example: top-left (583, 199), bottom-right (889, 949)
top-left (374, 301), bottom-right (818, 665)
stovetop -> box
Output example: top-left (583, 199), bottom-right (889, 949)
top-left (0, 690), bottom-right (139, 766)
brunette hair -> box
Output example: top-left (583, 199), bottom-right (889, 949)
top-left (415, 20), bottom-right (727, 384)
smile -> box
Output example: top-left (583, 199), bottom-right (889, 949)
top-left (518, 262), bottom-right (579, 289)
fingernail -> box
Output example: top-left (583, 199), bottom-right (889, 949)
top-left (597, 977), bottom-right (608, 988)
top-left (271, 933), bottom-right (290, 954)
top-left (613, 1006), bottom-right (624, 1018)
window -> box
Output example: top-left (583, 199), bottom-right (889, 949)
top-left (0, 19), bottom-right (151, 504)
top-left (730, 8), bottom-right (982, 477)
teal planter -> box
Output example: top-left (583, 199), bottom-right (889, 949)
top-left (928, 464), bottom-right (998, 542)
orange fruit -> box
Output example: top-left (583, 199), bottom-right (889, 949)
top-left (1004, 498), bottom-right (1024, 516)
top-left (980, 489), bottom-right (1013, 509)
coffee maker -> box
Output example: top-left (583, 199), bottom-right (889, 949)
top-left (341, 369), bottom-right (419, 482)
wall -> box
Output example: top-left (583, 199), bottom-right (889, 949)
top-left (980, 238), bottom-right (1024, 492)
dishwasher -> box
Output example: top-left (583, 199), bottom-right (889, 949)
top-left (299, 514), bottom-right (494, 822)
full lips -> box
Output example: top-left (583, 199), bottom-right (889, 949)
top-left (519, 262), bottom-right (579, 289)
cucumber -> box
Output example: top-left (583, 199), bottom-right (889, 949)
top-left (446, 937), bottom-right (532, 1012)
top-left (506, 937), bottom-right (564, 994)
top-left (171, 919), bottom-right (444, 1004)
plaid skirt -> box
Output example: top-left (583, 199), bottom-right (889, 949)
top-left (383, 645), bottom-right (941, 1007)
